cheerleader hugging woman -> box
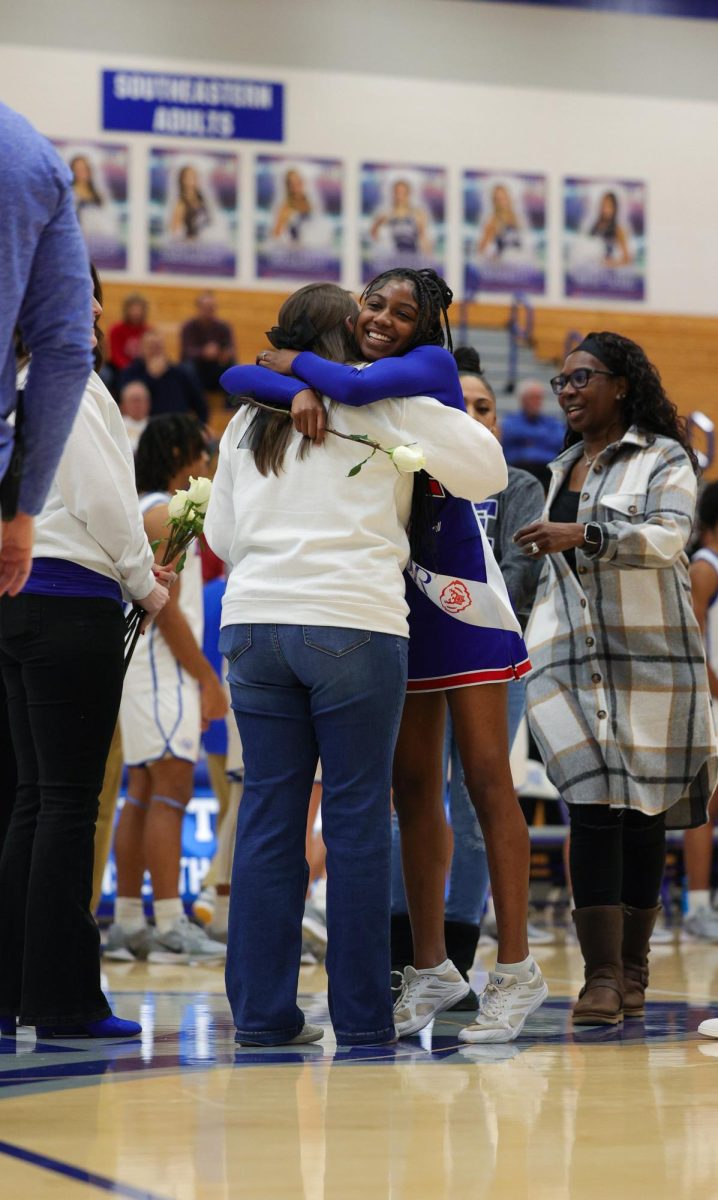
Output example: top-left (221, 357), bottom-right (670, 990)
top-left (223, 268), bottom-right (548, 1044)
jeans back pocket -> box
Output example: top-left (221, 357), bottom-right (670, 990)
top-left (302, 626), bottom-right (371, 658)
top-left (218, 624), bottom-right (252, 663)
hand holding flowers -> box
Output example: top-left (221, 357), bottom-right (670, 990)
top-left (124, 476), bottom-right (213, 672)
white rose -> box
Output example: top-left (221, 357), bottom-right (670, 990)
top-left (187, 475), bottom-right (212, 514)
top-left (391, 444), bottom-right (427, 474)
top-left (168, 490), bottom-right (190, 520)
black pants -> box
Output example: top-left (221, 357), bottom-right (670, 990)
top-left (0, 594), bottom-right (124, 1025)
top-left (0, 670), bottom-right (17, 857)
top-left (569, 804), bottom-right (667, 911)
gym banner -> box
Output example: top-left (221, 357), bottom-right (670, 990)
top-left (53, 139), bottom-right (129, 272)
top-left (360, 163), bottom-right (447, 285)
top-left (255, 155), bottom-right (343, 282)
top-left (563, 177), bottom-right (647, 301)
top-left (463, 170), bottom-right (547, 297)
top-left (466, 1), bottom-right (718, 18)
top-left (148, 147), bottom-right (239, 277)
top-left (102, 69), bottom-right (283, 141)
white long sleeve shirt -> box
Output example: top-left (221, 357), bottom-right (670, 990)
top-left (205, 393), bottom-right (507, 638)
top-left (18, 366), bottom-right (155, 602)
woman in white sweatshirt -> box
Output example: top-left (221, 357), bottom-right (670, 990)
top-left (0, 268), bottom-right (168, 1040)
top-left (204, 282), bottom-right (507, 1048)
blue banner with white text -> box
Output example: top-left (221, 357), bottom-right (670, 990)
top-left (102, 69), bottom-right (283, 141)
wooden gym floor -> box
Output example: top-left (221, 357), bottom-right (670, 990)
top-left (2, 939), bottom-right (718, 1200)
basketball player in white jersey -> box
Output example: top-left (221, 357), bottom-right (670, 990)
top-left (686, 481), bottom-right (718, 942)
top-left (107, 415), bottom-right (228, 964)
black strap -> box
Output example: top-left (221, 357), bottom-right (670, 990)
top-left (0, 389), bottom-right (26, 520)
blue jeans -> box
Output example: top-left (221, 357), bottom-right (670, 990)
top-left (391, 677), bottom-right (526, 926)
top-left (221, 623), bottom-right (408, 1046)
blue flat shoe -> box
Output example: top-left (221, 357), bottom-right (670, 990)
top-left (36, 1015), bottom-right (142, 1039)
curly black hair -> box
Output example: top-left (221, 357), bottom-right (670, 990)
top-left (698, 481), bottom-right (718, 531)
top-left (566, 331), bottom-right (699, 474)
top-left (135, 414), bottom-right (207, 494)
top-left (361, 267), bottom-right (454, 352)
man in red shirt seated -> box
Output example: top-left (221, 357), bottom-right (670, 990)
top-left (108, 293), bottom-right (151, 373)
top-left (181, 291), bottom-right (236, 395)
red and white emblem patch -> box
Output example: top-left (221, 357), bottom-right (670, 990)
top-left (439, 579), bottom-right (472, 614)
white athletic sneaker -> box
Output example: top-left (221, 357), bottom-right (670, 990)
top-left (103, 923), bottom-right (152, 962)
top-left (148, 916), bottom-right (227, 964)
top-left (302, 900), bottom-right (328, 962)
top-left (698, 1018), bottom-right (718, 1039)
top-left (394, 961), bottom-right (470, 1036)
top-left (683, 907), bottom-right (718, 943)
top-left (192, 886), bottom-right (217, 926)
top-left (458, 963), bottom-right (548, 1044)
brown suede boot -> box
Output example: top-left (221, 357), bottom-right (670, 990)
top-left (622, 905), bottom-right (660, 1019)
top-left (572, 906), bottom-right (624, 1025)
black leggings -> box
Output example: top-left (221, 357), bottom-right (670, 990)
top-left (569, 804), bottom-right (667, 910)
top-left (0, 593), bottom-right (124, 1025)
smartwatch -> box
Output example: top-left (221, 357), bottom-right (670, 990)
top-left (583, 523), bottom-right (603, 555)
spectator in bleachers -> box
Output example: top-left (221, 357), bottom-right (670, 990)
top-left (118, 380), bottom-right (150, 453)
top-left (181, 291), bottom-right (236, 394)
top-left (120, 330), bottom-right (208, 425)
top-left (108, 293), bottom-right (150, 374)
top-left (501, 378), bottom-right (565, 489)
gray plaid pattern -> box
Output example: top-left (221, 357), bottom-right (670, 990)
top-left (525, 427), bottom-right (717, 829)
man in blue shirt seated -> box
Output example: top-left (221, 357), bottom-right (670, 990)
top-left (501, 379), bottom-right (565, 490)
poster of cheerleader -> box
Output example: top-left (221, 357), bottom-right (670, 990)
top-left (563, 177), bottom-right (646, 301)
top-left (463, 171), bottom-right (546, 297)
top-left (360, 163), bottom-right (446, 284)
top-left (53, 140), bottom-right (129, 271)
top-left (148, 148), bottom-right (239, 277)
top-left (255, 155), bottom-right (343, 281)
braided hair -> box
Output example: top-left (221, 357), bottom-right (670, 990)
top-left (361, 267), bottom-right (454, 352)
top-left (135, 414), bottom-right (207, 494)
top-left (361, 268), bottom-right (455, 565)
top-left (566, 331), bottom-right (699, 474)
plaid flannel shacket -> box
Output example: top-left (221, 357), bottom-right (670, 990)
top-left (525, 427), bottom-right (717, 828)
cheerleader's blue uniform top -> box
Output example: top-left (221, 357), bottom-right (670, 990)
top-left (221, 345), bottom-right (530, 691)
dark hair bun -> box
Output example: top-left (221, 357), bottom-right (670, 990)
top-left (453, 345), bottom-right (482, 374)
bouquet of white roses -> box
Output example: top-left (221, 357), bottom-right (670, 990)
top-left (124, 476), bottom-right (212, 672)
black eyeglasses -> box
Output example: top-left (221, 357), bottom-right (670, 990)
top-left (549, 368), bottom-right (616, 396)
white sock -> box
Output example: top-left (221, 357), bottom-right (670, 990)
top-left (154, 898), bottom-right (185, 934)
top-left (115, 898), bottom-right (147, 934)
top-left (417, 958), bottom-right (452, 976)
top-left (212, 894), bottom-right (230, 934)
top-left (687, 889), bottom-right (711, 916)
top-left (495, 954), bottom-right (536, 982)
top-left (312, 877), bottom-right (327, 911)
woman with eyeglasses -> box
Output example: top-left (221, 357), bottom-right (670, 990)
top-left (514, 332), bottom-right (717, 1027)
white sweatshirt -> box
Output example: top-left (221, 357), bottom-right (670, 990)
top-left (205, 393), bottom-right (507, 638)
top-left (18, 366), bottom-right (155, 602)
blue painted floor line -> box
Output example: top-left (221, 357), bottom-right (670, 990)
top-left (0, 1137), bottom-right (173, 1200)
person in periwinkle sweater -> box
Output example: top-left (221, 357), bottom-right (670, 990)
top-left (0, 102), bottom-right (93, 596)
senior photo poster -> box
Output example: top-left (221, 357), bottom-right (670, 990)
top-left (255, 154), bottom-right (343, 282)
top-left (563, 177), bottom-right (647, 301)
top-left (360, 163), bottom-right (447, 284)
top-left (463, 170), bottom-right (547, 297)
top-left (148, 147), bottom-right (239, 277)
top-left (53, 140), bottom-right (130, 271)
